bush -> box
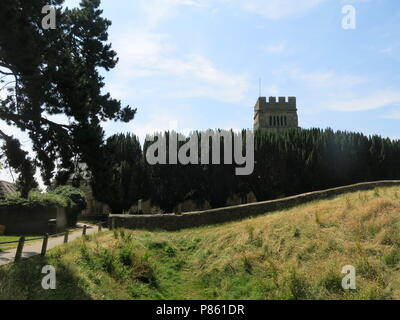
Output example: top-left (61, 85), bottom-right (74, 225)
top-left (0, 192), bottom-right (67, 209)
top-left (50, 186), bottom-right (87, 227)
top-left (50, 186), bottom-right (87, 211)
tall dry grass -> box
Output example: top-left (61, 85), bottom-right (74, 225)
top-left (1, 186), bottom-right (400, 300)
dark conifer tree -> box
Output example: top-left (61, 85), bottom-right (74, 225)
top-left (0, 0), bottom-right (136, 197)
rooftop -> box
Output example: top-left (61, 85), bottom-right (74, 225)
top-left (0, 181), bottom-right (17, 199)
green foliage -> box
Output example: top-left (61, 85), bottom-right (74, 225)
top-left (285, 270), bottom-right (311, 300)
top-left (242, 256), bottom-right (253, 274)
top-left (248, 128), bottom-right (400, 202)
top-left (319, 271), bottom-right (343, 294)
top-left (0, 136), bottom-right (37, 198)
top-left (143, 131), bottom-right (193, 213)
top-left (79, 240), bottom-right (157, 287)
top-left (143, 130), bottom-right (241, 212)
top-left (50, 186), bottom-right (87, 211)
top-left (0, 0), bottom-right (136, 197)
top-left (143, 128), bottom-right (400, 212)
top-left (92, 133), bottom-right (146, 214)
top-left (0, 191), bottom-right (67, 209)
top-left (383, 249), bottom-right (400, 267)
top-left (50, 185), bottom-right (87, 226)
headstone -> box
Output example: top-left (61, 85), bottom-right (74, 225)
top-left (138, 199), bottom-right (143, 214)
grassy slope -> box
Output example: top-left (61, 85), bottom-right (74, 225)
top-left (1, 186), bottom-right (400, 300)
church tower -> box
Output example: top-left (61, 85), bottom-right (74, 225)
top-left (254, 96), bottom-right (299, 132)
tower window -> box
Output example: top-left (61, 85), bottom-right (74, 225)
top-left (269, 116), bottom-right (272, 126)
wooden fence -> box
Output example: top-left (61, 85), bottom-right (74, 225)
top-left (0, 222), bottom-right (107, 264)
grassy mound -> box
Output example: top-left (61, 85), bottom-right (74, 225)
top-left (1, 186), bottom-right (400, 300)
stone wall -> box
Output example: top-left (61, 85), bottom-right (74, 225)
top-left (0, 206), bottom-right (67, 235)
top-left (109, 180), bottom-right (400, 231)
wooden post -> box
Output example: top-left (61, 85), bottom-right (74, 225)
top-left (98, 223), bottom-right (102, 232)
top-left (64, 231), bottom-right (69, 244)
top-left (41, 234), bottom-right (49, 257)
top-left (82, 225), bottom-right (87, 236)
top-left (111, 218), bottom-right (115, 230)
top-left (14, 237), bottom-right (25, 262)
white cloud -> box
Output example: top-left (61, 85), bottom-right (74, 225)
top-left (340, 0), bottom-right (371, 4)
top-left (166, 0), bottom-right (202, 6)
top-left (232, 0), bottom-right (327, 20)
top-left (0, 88), bottom-right (9, 101)
top-left (115, 108), bottom-right (198, 143)
top-left (382, 110), bottom-right (400, 120)
top-left (133, 0), bottom-right (328, 26)
top-left (111, 31), bottom-right (249, 103)
top-left (134, 0), bottom-right (204, 29)
top-left (264, 41), bottom-right (286, 54)
top-left (380, 47), bottom-right (394, 56)
top-left (326, 90), bottom-right (400, 112)
top-left (301, 72), bottom-right (367, 88)
top-left (265, 85), bottom-right (280, 96)
top-left (284, 66), bottom-right (368, 89)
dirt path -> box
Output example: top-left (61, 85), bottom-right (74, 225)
top-left (0, 224), bottom-right (102, 266)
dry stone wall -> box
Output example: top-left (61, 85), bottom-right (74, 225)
top-left (109, 181), bottom-right (400, 231)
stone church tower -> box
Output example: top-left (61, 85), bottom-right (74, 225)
top-left (254, 96), bottom-right (299, 132)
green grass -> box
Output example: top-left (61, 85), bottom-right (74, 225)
top-left (0, 236), bottom-right (42, 251)
top-left (0, 236), bottom-right (21, 243)
top-left (2, 186), bottom-right (400, 300)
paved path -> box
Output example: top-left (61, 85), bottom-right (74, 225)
top-left (0, 224), bottom-right (102, 266)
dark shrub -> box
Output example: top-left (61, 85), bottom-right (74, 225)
top-left (51, 186), bottom-right (87, 227)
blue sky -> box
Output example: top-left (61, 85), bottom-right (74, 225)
top-left (67, 0), bottom-right (400, 139)
top-left (1, 0), bottom-right (400, 182)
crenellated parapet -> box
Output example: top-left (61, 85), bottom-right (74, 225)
top-left (254, 96), bottom-right (299, 131)
top-left (255, 96), bottom-right (297, 111)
